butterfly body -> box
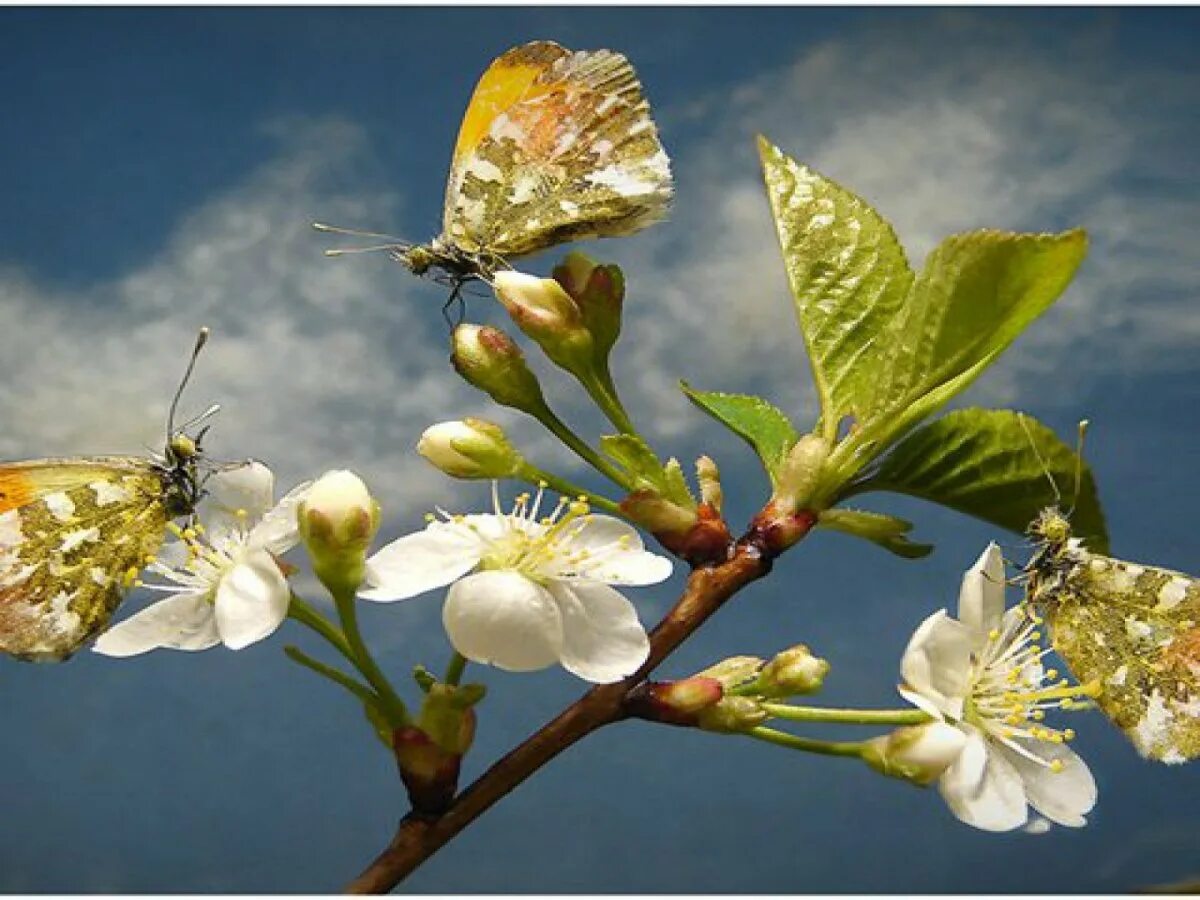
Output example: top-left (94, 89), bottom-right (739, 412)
top-left (1026, 507), bottom-right (1200, 763)
top-left (0, 440), bottom-right (201, 662)
top-left (323, 41), bottom-right (672, 290)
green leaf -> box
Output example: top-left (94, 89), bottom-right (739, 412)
top-left (868, 228), bottom-right (1088, 443)
top-left (758, 136), bottom-right (913, 436)
top-left (818, 508), bottom-right (934, 559)
top-left (846, 408), bottom-right (1108, 553)
top-left (680, 381), bottom-right (799, 486)
top-left (600, 434), bottom-right (695, 506)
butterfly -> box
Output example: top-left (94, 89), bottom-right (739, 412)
top-left (0, 330), bottom-right (222, 662)
top-left (1022, 427), bottom-right (1200, 763)
top-left (316, 40), bottom-right (673, 302)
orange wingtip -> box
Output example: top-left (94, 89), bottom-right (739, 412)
top-left (452, 42), bottom-right (567, 164)
top-left (0, 470), bottom-right (37, 515)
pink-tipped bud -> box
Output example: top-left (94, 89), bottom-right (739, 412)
top-left (451, 323), bottom-right (546, 414)
top-left (493, 270), bottom-right (595, 376)
top-left (298, 470), bottom-right (380, 595)
top-left (552, 252), bottom-right (625, 360)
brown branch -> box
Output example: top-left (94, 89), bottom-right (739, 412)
top-left (344, 537), bottom-right (780, 893)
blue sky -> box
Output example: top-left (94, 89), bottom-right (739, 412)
top-left (1, 6), bottom-right (1198, 893)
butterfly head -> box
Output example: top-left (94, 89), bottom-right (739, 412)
top-left (1029, 506), bottom-right (1073, 549)
top-left (157, 328), bottom-right (219, 519)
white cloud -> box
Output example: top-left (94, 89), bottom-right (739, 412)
top-left (611, 13), bottom-right (1199, 424)
top-left (0, 117), bottom-right (512, 520)
top-left (1, 16), bottom-right (1195, 535)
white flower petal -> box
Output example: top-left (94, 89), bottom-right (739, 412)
top-left (203, 461), bottom-right (276, 540)
top-left (153, 539), bottom-right (190, 570)
top-left (461, 513), bottom-right (523, 543)
top-left (900, 610), bottom-right (972, 720)
top-left (958, 543), bottom-right (1007, 648)
top-left (442, 570), bottom-right (562, 671)
top-left (543, 516), bottom-right (673, 586)
top-left (938, 727), bottom-right (1029, 832)
top-left (897, 685), bottom-right (952, 723)
top-left (213, 549), bottom-right (290, 650)
top-left (1000, 739), bottom-right (1096, 828)
top-left (251, 480), bottom-right (312, 555)
top-left (547, 581), bottom-right (650, 683)
top-left (92, 592), bottom-right (219, 657)
top-left (360, 523), bottom-right (484, 602)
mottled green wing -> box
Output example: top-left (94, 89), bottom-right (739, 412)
top-left (0, 459), bottom-right (170, 661)
top-left (442, 42), bottom-right (672, 258)
top-left (1045, 552), bottom-right (1200, 763)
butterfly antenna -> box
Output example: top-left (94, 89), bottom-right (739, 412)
top-left (177, 403), bottom-right (222, 436)
top-left (1017, 412), bottom-right (1061, 507)
top-left (312, 222), bottom-right (411, 257)
top-left (1068, 419), bottom-right (1090, 517)
top-left (167, 327), bottom-right (211, 440)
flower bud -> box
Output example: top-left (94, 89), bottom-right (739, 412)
top-left (493, 270), bottom-right (595, 377)
top-left (451, 323), bottom-right (546, 414)
top-left (758, 644), bottom-right (829, 698)
top-left (862, 722), bottom-right (966, 786)
top-left (417, 419), bottom-right (524, 480)
top-left (695, 656), bottom-right (766, 691)
top-left (299, 470), bottom-right (380, 596)
top-left (552, 252), bottom-right (625, 361)
top-left (697, 695), bottom-right (769, 734)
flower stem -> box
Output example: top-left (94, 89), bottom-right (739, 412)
top-left (527, 400), bottom-right (630, 488)
top-left (284, 645), bottom-right (381, 708)
top-left (331, 588), bottom-right (410, 727)
top-left (444, 652), bottom-right (468, 687)
top-left (288, 594), bottom-right (356, 661)
top-left (518, 463), bottom-right (622, 515)
top-left (746, 725), bottom-right (869, 758)
top-left (761, 702), bottom-right (931, 727)
top-left (288, 593), bottom-right (410, 725)
top-left (582, 366), bottom-right (637, 436)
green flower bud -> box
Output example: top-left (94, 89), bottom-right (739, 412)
top-left (695, 656), bottom-right (766, 691)
top-left (552, 252), bottom-right (625, 361)
top-left (417, 418), bottom-right (524, 480)
top-left (758, 645), bottom-right (829, 698)
top-left (697, 695), bottom-right (769, 734)
top-left (299, 470), bottom-right (380, 596)
top-left (862, 722), bottom-right (966, 786)
top-left (493, 270), bottom-right (595, 377)
top-left (451, 323), bottom-right (546, 414)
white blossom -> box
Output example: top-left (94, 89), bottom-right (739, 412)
top-left (361, 484), bottom-right (672, 683)
top-left (898, 543), bottom-right (1098, 832)
top-left (94, 462), bottom-right (309, 657)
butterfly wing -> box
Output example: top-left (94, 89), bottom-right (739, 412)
top-left (0, 458), bottom-right (172, 661)
top-left (441, 41), bottom-right (673, 259)
top-left (1036, 551), bottom-right (1200, 763)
